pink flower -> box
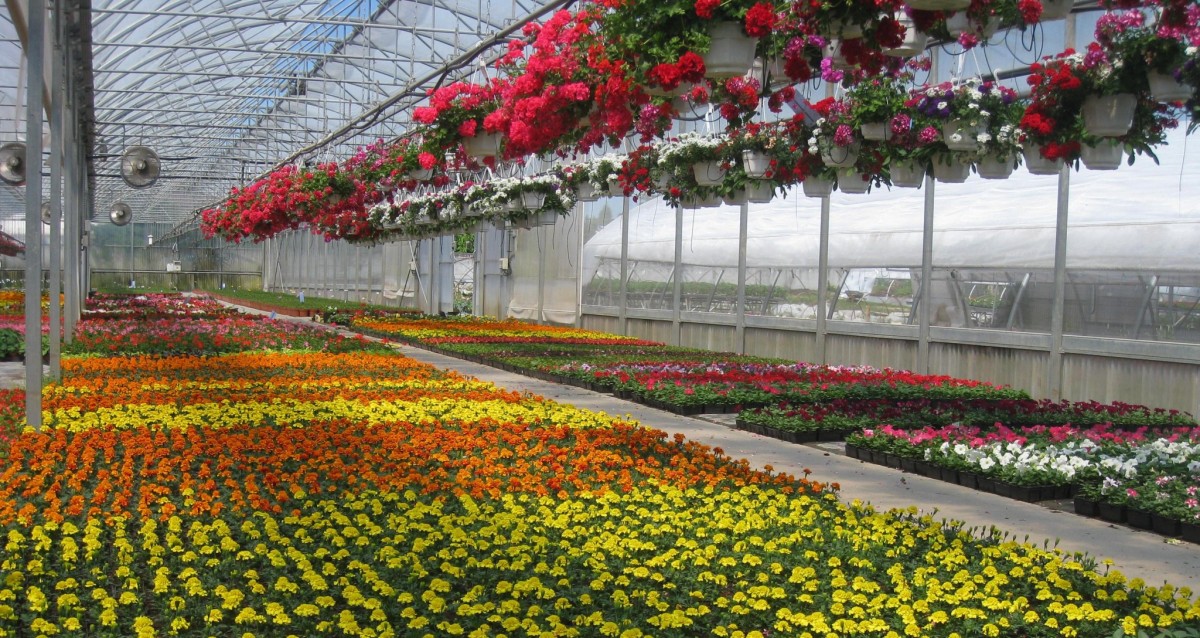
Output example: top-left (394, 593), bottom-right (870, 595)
top-left (833, 124), bottom-right (854, 147)
top-left (917, 126), bottom-right (939, 144)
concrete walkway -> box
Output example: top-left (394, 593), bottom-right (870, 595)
top-left (6, 301), bottom-right (1199, 592)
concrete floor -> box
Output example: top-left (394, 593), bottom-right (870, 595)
top-left (3, 304), bottom-right (1198, 592)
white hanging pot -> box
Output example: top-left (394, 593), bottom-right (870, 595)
top-left (1080, 139), bottom-right (1124, 171)
top-left (1148, 72), bottom-right (1192, 103)
top-left (745, 180), bottom-right (775, 203)
top-left (837, 168), bottom-right (871, 194)
top-left (463, 203), bottom-right (485, 218)
top-left (945, 13), bottom-right (1001, 39)
top-left (907, 0), bottom-right (970, 10)
top-left (821, 141), bottom-right (860, 168)
top-left (822, 20), bottom-right (864, 40)
top-left (1081, 93), bottom-right (1138, 138)
top-left (823, 39), bottom-right (854, 71)
top-left (703, 22), bottom-right (758, 79)
top-left (577, 182), bottom-right (601, 202)
top-left (889, 160), bottom-right (925, 188)
top-left (463, 131), bottom-right (502, 158)
top-left (606, 177), bottom-right (624, 197)
top-left (882, 16), bottom-right (929, 58)
top-left (536, 209), bottom-right (559, 226)
top-left (1022, 144), bottom-right (1064, 176)
top-left (933, 155), bottom-right (971, 183)
top-left (504, 199), bottom-right (524, 212)
top-left (511, 216), bottom-right (535, 230)
top-left (1039, 0), bottom-right (1072, 21)
top-left (654, 173), bottom-right (672, 191)
top-left (692, 160), bottom-right (728, 186)
top-left (645, 83), bottom-right (691, 98)
top-left (802, 176), bottom-right (835, 198)
top-left (406, 168), bottom-right (433, 181)
top-left (682, 192), bottom-right (723, 209)
top-left (942, 119), bottom-right (985, 152)
top-left (722, 190), bottom-right (747, 206)
top-left (976, 154), bottom-right (1014, 179)
top-left (859, 121), bottom-right (894, 142)
top-left (521, 191), bottom-right (547, 210)
top-left (742, 150), bottom-right (771, 178)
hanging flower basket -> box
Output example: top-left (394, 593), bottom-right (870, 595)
top-left (889, 160), bottom-right (925, 188)
top-left (942, 119), bottom-right (985, 152)
top-left (606, 176), bottom-right (625, 197)
top-left (521, 191), bottom-right (547, 210)
top-left (821, 141), bottom-right (861, 168)
top-left (1080, 140), bottom-right (1124, 171)
top-left (463, 204), bottom-right (485, 218)
top-left (860, 122), bottom-right (894, 142)
top-left (745, 180), bottom-right (774, 203)
top-left (1081, 93), bottom-right (1137, 138)
top-left (406, 168), bottom-right (433, 181)
top-left (882, 16), bottom-right (928, 58)
top-left (1148, 72), bottom-right (1192, 103)
top-left (703, 22), bottom-right (758, 79)
top-left (537, 210), bottom-right (560, 226)
top-left (577, 182), bottom-right (601, 202)
top-left (722, 190), bottom-right (747, 206)
top-left (976, 154), bottom-right (1014, 180)
top-left (504, 199), bottom-right (524, 212)
top-left (933, 155), bottom-right (972, 183)
top-left (463, 132), bottom-right (503, 158)
top-left (645, 83), bottom-right (691, 98)
top-left (802, 176), bottom-right (835, 198)
top-left (682, 192), bottom-right (723, 209)
top-left (907, 0), bottom-right (969, 10)
top-left (511, 216), bottom-right (536, 230)
top-left (1039, 0), bottom-right (1073, 21)
top-left (1022, 145), bottom-right (1063, 176)
top-left (837, 168), bottom-right (870, 194)
top-left (692, 160), bottom-right (728, 186)
top-left (742, 150), bottom-right (771, 178)
top-left (945, 13), bottom-right (1001, 39)
top-left (823, 39), bottom-right (853, 71)
top-left (821, 20), bottom-right (863, 40)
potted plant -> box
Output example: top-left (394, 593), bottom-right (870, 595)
top-left (808, 97), bottom-right (862, 168)
top-left (1096, 13), bottom-right (1192, 103)
top-left (412, 80), bottom-right (507, 159)
top-left (847, 74), bottom-right (910, 141)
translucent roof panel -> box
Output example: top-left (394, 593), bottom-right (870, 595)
top-left (84, 0), bottom-right (553, 225)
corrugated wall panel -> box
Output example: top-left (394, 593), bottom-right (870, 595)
top-left (744, 327), bottom-right (818, 363)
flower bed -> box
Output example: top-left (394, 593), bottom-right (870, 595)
top-left (846, 423), bottom-right (1200, 537)
top-left (740, 397), bottom-right (1196, 437)
top-left (3, 294), bottom-right (1200, 634)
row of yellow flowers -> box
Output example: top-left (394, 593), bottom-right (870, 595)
top-left (0, 293), bottom-right (1197, 636)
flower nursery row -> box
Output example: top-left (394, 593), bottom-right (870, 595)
top-left (0, 290), bottom-right (48, 361)
top-left (3, 293), bottom-right (1200, 635)
top-left (201, 0), bottom-right (1198, 245)
top-left (337, 309), bottom-right (1190, 427)
top-left (844, 423), bottom-right (1200, 541)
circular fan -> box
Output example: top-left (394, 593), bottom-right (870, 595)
top-left (41, 202), bottom-right (53, 224)
top-left (110, 202), bottom-right (133, 226)
top-left (120, 146), bottom-right (160, 188)
top-left (0, 142), bottom-right (26, 186)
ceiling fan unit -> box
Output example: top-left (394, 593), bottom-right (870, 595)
top-left (0, 142), bottom-right (27, 186)
top-left (110, 201), bottom-right (133, 226)
top-left (120, 146), bottom-right (161, 188)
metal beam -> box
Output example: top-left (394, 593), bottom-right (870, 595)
top-left (92, 40), bottom-right (440, 62)
top-left (90, 7), bottom-right (475, 31)
top-left (90, 69), bottom-right (390, 88)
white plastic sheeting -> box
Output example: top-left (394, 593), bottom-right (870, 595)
top-left (583, 128), bottom-right (1200, 280)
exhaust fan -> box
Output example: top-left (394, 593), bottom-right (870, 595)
top-left (0, 142), bottom-right (26, 186)
top-left (41, 202), bottom-right (53, 224)
top-left (120, 146), bottom-right (160, 188)
top-left (110, 201), bottom-right (133, 226)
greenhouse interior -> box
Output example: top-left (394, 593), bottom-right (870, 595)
top-left (3, 0), bottom-right (1200, 635)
